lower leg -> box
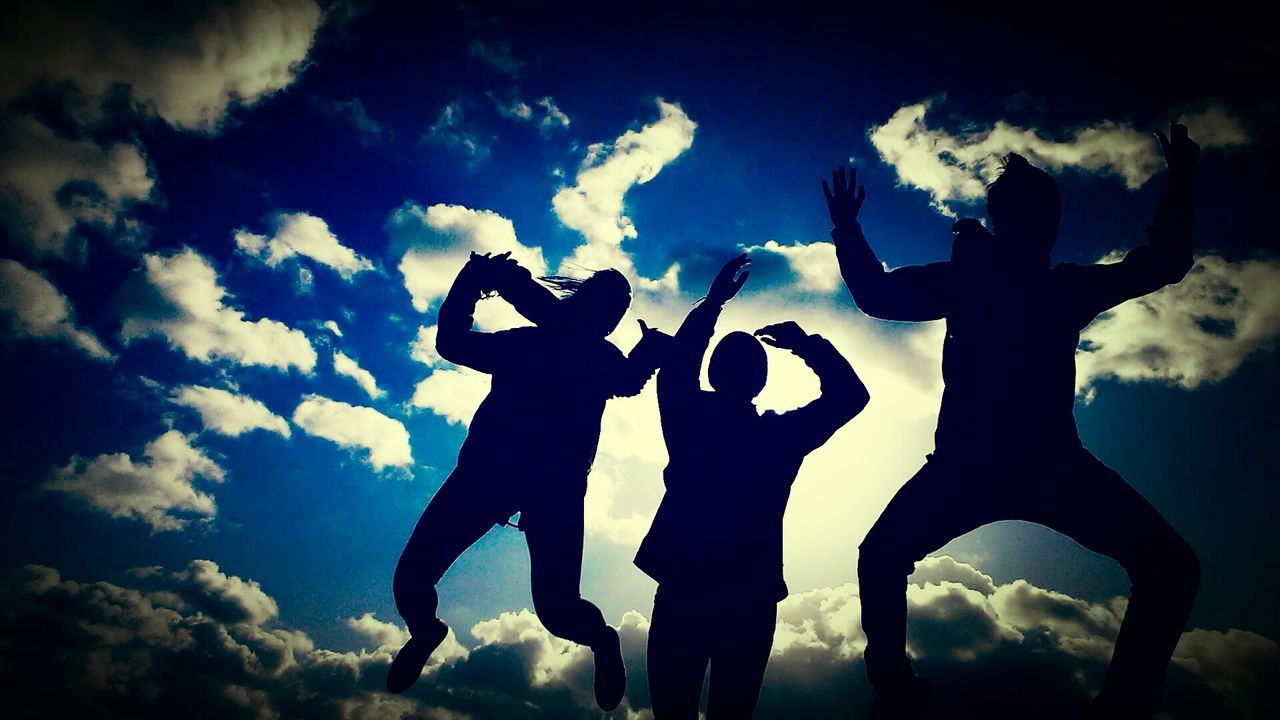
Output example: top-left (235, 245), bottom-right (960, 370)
top-left (1037, 454), bottom-right (1201, 711)
top-left (859, 546), bottom-right (917, 691)
top-left (524, 501), bottom-right (625, 710)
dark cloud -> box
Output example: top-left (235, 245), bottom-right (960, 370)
top-left (1, 557), bottom-right (1275, 719)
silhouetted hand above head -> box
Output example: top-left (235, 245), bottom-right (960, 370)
top-left (707, 253), bottom-right (751, 306)
top-left (484, 251), bottom-right (533, 291)
top-left (1156, 122), bottom-right (1198, 188)
top-left (754, 321), bottom-right (811, 353)
top-left (823, 166), bottom-right (867, 230)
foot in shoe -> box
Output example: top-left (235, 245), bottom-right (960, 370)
top-left (385, 620), bottom-right (448, 694)
top-left (592, 626), bottom-right (626, 711)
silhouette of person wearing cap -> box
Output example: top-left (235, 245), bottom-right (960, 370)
top-left (387, 251), bottom-right (670, 711)
top-left (636, 254), bottom-right (869, 718)
top-left (826, 123), bottom-right (1201, 718)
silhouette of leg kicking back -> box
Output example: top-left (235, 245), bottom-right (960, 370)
top-left (823, 124), bottom-right (1202, 718)
top-left (388, 251), bottom-right (671, 711)
top-left (635, 255), bottom-right (870, 718)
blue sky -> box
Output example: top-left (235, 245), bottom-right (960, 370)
top-left (1, 2), bottom-right (1277, 718)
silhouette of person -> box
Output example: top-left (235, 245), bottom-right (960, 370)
top-left (387, 251), bottom-right (671, 711)
top-left (825, 123), bottom-right (1201, 718)
top-left (635, 254), bottom-right (870, 718)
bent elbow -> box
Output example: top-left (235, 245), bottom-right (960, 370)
top-left (435, 332), bottom-right (464, 365)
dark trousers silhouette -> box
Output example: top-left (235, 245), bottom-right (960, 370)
top-left (858, 447), bottom-right (1199, 705)
top-left (393, 468), bottom-right (609, 649)
top-left (648, 584), bottom-right (777, 719)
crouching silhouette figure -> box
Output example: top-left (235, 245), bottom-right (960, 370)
top-left (635, 254), bottom-right (870, 718)
top-left (827, 124), bottom-right (1201, 718)
top-left (388, 251), bottom-right (670, 711)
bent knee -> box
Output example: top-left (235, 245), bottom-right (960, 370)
top-left (858, 531), bottom-right (918, 580)
top-left (533, 593), bottom-right (583, 635)
top-left (1132, 536), bottom-right (1200, 599)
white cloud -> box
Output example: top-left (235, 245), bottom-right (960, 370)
top-left (119, 247), bottom-right (317, 372)
top-left (4, 558), bottom-right (1276, 720)
top-left (389, 202), bottom-right (546, 319)
top-left (292, 394), bottom-right (412, 470)
top-left (235, 212), bottom-right (374, 280)
top-left (171, 385), bottom-right (291, 438)
top-left (0, 115), bottom-right (155, 258)
top-left (426, 102), bottom-right (492, 166)
top-left (333, 350), bottom-right (385, 400)
top-left (409, 325), bottom-right (441, 366)
top-left (176, 559), bottom-right (279, 625)
top-left (1172, 628), bottom-right (1280, 717)
top-left (742, 240), bottom-right (843, 293)
top-left (407, 322), bottom-right (492, 426)
top-left (0, 1), bottom-right (323, 256)
top-left (468, 39), bottom-right (525, 77)
top-left (489, 92), bottom-right (570, 134)
top-left (323, 320), bottom-right (343, 337)
top-left (45, 430), bottom-right (225, 532)
top-left (869, 98), bottom-right (1248, 216)
top-left (410, 368), bottom-right (491, 427)
top-left (346, 612), bottom-right (469, 674)
top-left (471, 609), bottom-right (595, 688)
top-left (0, 258), bottom-right (112, 358)
top-left (552, 99), bottom-right (694, 287)
top-left (0, 0), bottom-right (324, 133)
top-left (1077, 254), bottom-right (1280, 396)
top-left (537, 97), bottom-right (570, 133)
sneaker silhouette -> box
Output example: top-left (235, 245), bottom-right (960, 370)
top-left (385, 619), bottom-right (447, 694)
top-left (592, 626), bottom-right (626, 710)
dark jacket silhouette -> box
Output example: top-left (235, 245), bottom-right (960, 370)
top-left (829, 124), bottom-right (1202, 718)
top-left (387, 252), bottom-right (668, 710)
top-left (636, 254), bottom-right (869, 719)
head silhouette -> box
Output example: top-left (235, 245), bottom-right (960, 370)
top-left (986, 153), bottom-right (1061, 262)
top-left (708, 331), bottom-right (767, 401)
top-left (544, 269), bottom-right (632, 336)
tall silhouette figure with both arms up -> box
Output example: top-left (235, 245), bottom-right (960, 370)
top-left (386, 251), bottom-right (670, 711)
top-left (635, 254), bottom-right (870, 718)
top-left (826, 123), bottom-right (1202, 718)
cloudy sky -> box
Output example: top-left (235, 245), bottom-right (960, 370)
top-left (1, 2), bottom-right (1277, 718)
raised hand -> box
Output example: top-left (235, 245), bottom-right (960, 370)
top-left (486, 251), bottom-right (531, 290)
top-left (1155, 121), bottom-right (1198, 187)
top-left (822, 166), bottom-right (867, 229)
top-left (754, 320), bottom-right (810, 352)
top-left (707, 253), bottom-right (751, 305)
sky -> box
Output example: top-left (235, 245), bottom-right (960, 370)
top-left (1, 1), bottom-right (1277, 718)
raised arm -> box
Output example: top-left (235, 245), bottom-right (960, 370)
top-left (824, 166), bottom-right (951, 321)
top-left (658, 254), bottom-right (750, 401)
top-left (610, 320), bottom-right (674, 398)
top-left (1074, 122), bottom-right (1198, 315)
top-left (436, 253), bottom-right (519, 374)
top-left (486, 252), bottom-right (562, 326)
top-left (756, 321), bottom-right (869, 452)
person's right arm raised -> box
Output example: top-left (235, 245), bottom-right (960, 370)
top-left (825, 166), bottom-right (950, 321)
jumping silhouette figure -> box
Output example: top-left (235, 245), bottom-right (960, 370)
top-left (387, 251), bottom-right (670, 710)
top-left (827, 123), bottom-right (1201, 719)
top-left (635, 254), bottom-right (870, 718)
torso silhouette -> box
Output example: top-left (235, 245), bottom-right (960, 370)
top-left (635, 302), bottom-right (862, 601)
top-left (838, 215), bottom-right (1193, 460)
top-left (639, 393), bottom-right (809, 600)
top-left (456, 325), bottom-right (632, 497)
top-left (936, 260), bottom-right (1097, 456)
